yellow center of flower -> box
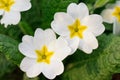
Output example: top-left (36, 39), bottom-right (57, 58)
top-left (35, 46), bottom-right (54, 64)
top-left (112, 6), bottom-right (120, 22)
top-left (68, 19), bottom-right (87, 39)
top-left (0, 0), bottom-right (15, 12)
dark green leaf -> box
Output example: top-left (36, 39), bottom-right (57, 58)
top-left (0, 53), bottom-right (15, 78)
top-left (0, 34), bottom-right (24, 66)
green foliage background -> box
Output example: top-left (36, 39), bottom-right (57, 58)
top-left (0, 0), bottom-right (119, 80)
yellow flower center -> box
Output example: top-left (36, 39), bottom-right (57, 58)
top-left (112, 6), bottom-right (120, 22)
top-left (68, 19), bottom-right (87, 39)
top-left (0, 0), bottom-right (15, 12)
top-left (35, 46), bottom-right (54, 64)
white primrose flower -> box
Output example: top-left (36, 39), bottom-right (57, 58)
top-left (101, 1), bottom-right (120, 35)
top-left (51, 3), bottom-right (105, 54)
top-left (0, 0), bottom-right (31, 27)
top-left (19, 28), bottom-right (71, 79)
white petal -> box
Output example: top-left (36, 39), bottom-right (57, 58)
top-left (1, 11), bottom-right (20, 27)
top-left (0, 10), bottom-right (4, 15)
top-left (42, 60), bottom-right (64, 79)
top-left (51, 12), bottom-right (74, 36)
top-left (26, 63), bottom-right (42, 78)
top-left (20, 57), bottom-right (36, 72)
top-left (22, 35), bottom-right (33, 42)
top-left (34, 28), bottom-right (45, 49)
top-left (11, 0), bottom-right (31, 12)
top-left (67, 3), bottom-right (89, 20)
top-left (83, 31), bottom-right (98, 49)
top-left (78, 40), bottom-right (92, 54)
top-left (101, 9), bottom-right (114, 23)
top-left (19, 35), bottom-right (36, 58)
top-left (44, 29), bottom-right (56, 46)
top-left (50, 37), bottom-right (71, 61)
top-left (82, 14), bottom-right (105, 36)
top-left (113, 19), bottom-right (120, 35)
top-left (63, 36), bottom-right (79, 54)
top-left (78, 31), bottom-right (98, 54)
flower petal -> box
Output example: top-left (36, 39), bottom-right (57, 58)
top-left (113, 19), bottom-right (120, 35)
top-left (1, 11), bottom-right (20, 27)
top-left (42, 60), bottom-right (64, 79)
top-left (20, 57), bottom-right (36, 72)
top-left (78, 31), bottom-right (98, 54)
top-left (34, 28), bottom-right (45, 49)
top-left (26, 63), bottom-right (42, 78)
top-left (49, 37), bottom-right (71, 61)
top-left (78, 40), bottom-right (92, 54)
top-left (63, 36), bottom-right (79, 54)
top-left (51, 12), bottom-right (74, 36)
top-left (19, 35), bottom-right (36, 58)
top-left (83, 31), bottom-right (98, 49)
top-left (82, 14), bottom-right (105, 36)
top-left (67, 3), bottom-right (89, 20)
top-left (20, 57), bottom-right (43, 78)
top-left (44, 29), bottom-right (56, 46)
top-left (101, 9), bottom-right (114, 23)
top-left (11, 0), bottom-right (31, 12)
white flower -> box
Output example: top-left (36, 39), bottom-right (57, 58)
top-left (19, 28), bottom-right (71, 79)
top-left (0, 0), bottom-right (31, 27)
top-left (101, 1), bottom-right (120, 35)
top-left (51, 3), bottom-right (105, 54)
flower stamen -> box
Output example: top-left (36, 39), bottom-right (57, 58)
top-left (0, 0), bottom-right (15, 12)
top-left (35, 46), bottom-right (54, 64)
top-left (68, 19), bottom-right (87, 39)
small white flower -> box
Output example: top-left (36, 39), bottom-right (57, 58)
top-left (101, 1), bottom-right (120, 35)
top-left (51, 3), bottom-right (105, 54)
top-left (0, 0), bottom-right (31, 27)
top-left (19, 28), bottom-right (71, 79)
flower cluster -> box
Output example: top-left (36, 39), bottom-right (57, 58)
top-left (0, 0), bottom-right (31, 27)
top-left (19, 2), bottom-right (105, 79)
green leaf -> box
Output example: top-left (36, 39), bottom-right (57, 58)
top-left (61, 34), bottom-right (120, 80)
top-left (0, 53), bottom-right (15, 78)
top-left (94, 0), bottom-right (109, 8)
top-left (0, 34), bottom-right (24, 66)
top-left (18, 21), bottom-right (34, 35)
top-left (39, 0), bottom-right (79, 28)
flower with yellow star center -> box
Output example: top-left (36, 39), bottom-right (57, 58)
top-left (0, 0), bottom-right (31, 27)
top-left (101, 1), bottom-right (120, 35)
top-left (51, 3), bottom-right (105, 54)
top-left (19, 28), bottom-right (71, 79)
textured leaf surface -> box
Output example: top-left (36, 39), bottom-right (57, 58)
top-left (0, 53), bottom-right (15, 78)
top-left (62, 34), bottom-right (120, 80)
top-left (0, 34), bottom-right (24, 65)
